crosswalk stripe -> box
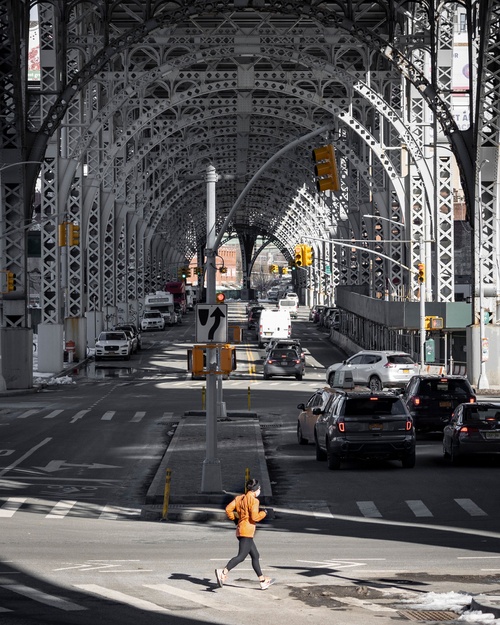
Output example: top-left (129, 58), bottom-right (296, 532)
top-left (131, 411), bottom-right (146, 422)
top-left (357, 501), bottom-right (382, 518)
top-left (101, 411), bottom-right (115, 421)
top-left (46, 500), bottom-right (77, 519)
top-left (145, 583), bottom-right (243, 612)
top-left (70, 410), bottom-right (89, 423)
top-left (1, 584), bottom-right (86, 611)
top-left (43, 410), bottom-right (63, 419)
top-left (0, 497), bottom-right (27, 518)
top-left (75, 584), bottom-right (170, 613)
top-left (99, 505), bottom-right (141, 520)
top-left (455, 498), bottom-right (487, 516)
top-left (17, 409), bottom-right (39, 419)
top-left (406, 500), bottom-right (433, 517)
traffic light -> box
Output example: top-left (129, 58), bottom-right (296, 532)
top-left (68, 222), bottom-right (80, 246)
top-left (282, 267), bottom-right (288, 275)
top-left (6, 271), bottom-right (16, 292)
top-left (219, 266), bottom-right (227, 274)
top-left (417, 262), bottom-right (425, 283)
top-left (294, 244), bottom-right (304, 267)
top-left (178, 267), bottom-right (185, 279)
top-left (58, 222), bottom-right (67, 246)
top-left (216, 292), bottom-right (226, 303)
top-left (303, 245), bottom-right (313, 266)
top-left (312, 144), bottom-right (340, 192)
top-left (185, 267), bottom-right (191, 278)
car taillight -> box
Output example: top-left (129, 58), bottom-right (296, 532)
top-left (459, 426), bottom-right (479, 435)
top-left (268, 359), bottom-right (275, 364)
top-left (412, 397), bottom-right (421, 406)
top-left (384, 362), bottom-right (396, 368)
top-left (337, 418), bottom-right (345, 432)
top-left (406, 419), bottom-right (413, 431)
top-left (293, 359), bottom-right (300, 364)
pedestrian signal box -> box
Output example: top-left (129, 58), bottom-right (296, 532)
top-left (425, 316), bottom-right (444, 330)
top-left (191, 344), bottom-right (236, 376)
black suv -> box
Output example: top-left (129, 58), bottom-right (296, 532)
top-left (401, 375), bottom-right (476, 432)
top-left (314, 391), bottom-right (415, 470)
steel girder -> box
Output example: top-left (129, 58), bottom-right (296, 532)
top-left (0, 1), bottom-right (497, 360)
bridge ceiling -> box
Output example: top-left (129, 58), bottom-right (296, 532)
top-left (27, 0), bottom-right (433, 263)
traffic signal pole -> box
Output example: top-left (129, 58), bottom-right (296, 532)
top-left (201, 164), bottom-right (223, 493)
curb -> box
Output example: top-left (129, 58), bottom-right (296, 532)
top-left (470, 596), bottom-right (500, 618)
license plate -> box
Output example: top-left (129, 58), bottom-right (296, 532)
top-left (486, 432), bottom-right (500, 439)
top-left (439, 401), bottom-right (451, 408)
top-left (402, 369), bottom-right (409, 374)
top-left (369, 423), bottom-right (383, 431)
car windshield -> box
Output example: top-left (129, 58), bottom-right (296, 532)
top-left (418, 379), bottom-right (471, 396)
top-left (387, 354), bottom-right (415, 364)
top-left (464, 406), bottom-right (500, 425)
top-left (100, 332), bottom-right (125, 341)
top-left (343, 397), bottom-right (406, 417)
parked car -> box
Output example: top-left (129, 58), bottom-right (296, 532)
top-left (323, 308), bottom-right (340, 329)
top-left (140, 310), bottom-right (165, 331)
top-left (314, 391), bottom-right (416, 469)
top-left (325, 350), bottom-right (419, 391)
top-left (309, 305), bottom-right (320, 321)
top-left (443, 402), bottom-right (500, 463)
top-left (312, 305), bottom-right (326, 323)
top-left (263, 347), bottom-right (305, 380)
top-left (297, 387), bottom-right (337, 445)
top-left (113, 324), bottom-right (141, 351)
top-left (402, 375), bottom-right (476, 432)
top-left (95, 331), bottom-right (131, 361)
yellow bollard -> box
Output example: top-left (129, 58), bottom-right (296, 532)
top-left (247, 385), bottom-right (251, 410)
top-left (162, 468), bottom-right (172, 521)
top-left (244, 467), bottom-right (251, 492)
top-left (202, 385), bottom-right (206, 410)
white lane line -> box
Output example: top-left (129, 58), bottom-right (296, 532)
top-left (44, 410), bottom-right (63, 419)
top-left (455, 498), bottom-right (487, 516)
top-left (101, 411), bottom-right (115, 421)
top-left (17, 409), bottom-right (39, 419)
top-left (76, 584), bottom-right (169, 613)
top-left (131, 411), bottom-right (145, 422)
top-left (1, 584), bottom-right (86, 611)
top-left (99, 505), bottom-right (141, 520)
top-left (406, 500), bottom-right (433, 517)
top-left (146, 584), bottom-right (243, 612)
top-left (357, 501), bottom-right (383, 518)
top-left (0, 497), bottom-right (27, 518)
top-left (70, 410), bottom-right (90, 423)
top-left (46, 500), bottom-right (77, 519)
top-left (0, 438), bottom-right (52, 478)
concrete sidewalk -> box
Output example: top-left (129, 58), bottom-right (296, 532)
top-left (141, 410), bottom-right (272, 522)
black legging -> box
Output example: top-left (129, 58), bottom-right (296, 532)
top-left (226, 537), bottom-right (263, 577)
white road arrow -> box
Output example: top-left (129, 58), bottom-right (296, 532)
top-left (34, 461), bottom-right (121, 473)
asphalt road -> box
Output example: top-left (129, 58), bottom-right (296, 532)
top-left (1, 303), bottom-right (500, 624)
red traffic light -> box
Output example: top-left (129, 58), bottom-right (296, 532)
top-left (216, 292), bottom-right (226, 303)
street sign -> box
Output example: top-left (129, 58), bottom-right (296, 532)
top-left (196, 304), bottom-right (228, 343)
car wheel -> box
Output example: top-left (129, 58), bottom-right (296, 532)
top-left (328, 373), bottom-right (335, 387)
top-left (443, 441), bottom-right (450, 459)
top-left (369, 376), bottom-right (383, 392)
top-left (315, 435), bottom-right (327, 461)
top-left (297, 424), bottom-right (307, 445)
top-left (295, 373), bottom-right (303, 380)
top-left (327, 443), bottom-right (341, 470)
top-left (125, 354), bottom-right (130, 361)
top-left (401, 450), bottom-right (416, 468)
top-left (263, 373), bottom-right (270, 380)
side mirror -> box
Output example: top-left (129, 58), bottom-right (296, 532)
top-left (297, 403), bottom-right (305, 410)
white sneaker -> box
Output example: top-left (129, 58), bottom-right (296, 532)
top-left (215, 569), bottom-right (226, 588)
top-left (260, 578), bottom-right (276, 590)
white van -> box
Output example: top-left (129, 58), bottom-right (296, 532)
top-left (278, 298), bottom-right (298, 318)
top-left (258, 308), bottom-right (291, 348)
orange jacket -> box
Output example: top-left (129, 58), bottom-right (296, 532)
top-left (225, 491), bottom-right (266, 538)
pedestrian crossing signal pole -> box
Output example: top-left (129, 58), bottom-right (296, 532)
top-left (201, 164), bottom-right (223, 494)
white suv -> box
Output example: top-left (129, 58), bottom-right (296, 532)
top-left (141, 310), bottom-right (165, 331)
top-left (325, 350), bottom-right (419, 392)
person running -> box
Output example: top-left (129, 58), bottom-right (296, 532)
top-left (215, 478), bottom-right (275, 590)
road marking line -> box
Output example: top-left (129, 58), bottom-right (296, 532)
top-left (0, 438), bottom-right (52, 478)
top-left (101, 411), bottom-right (115, 421)
top-left (0, 497), bottom-right (27, 518)
top-left (1, 584), bottom-right (86, 611)
top-left (76, 584), bottom-right (170, 613)
top-left (44, 410), bottom-right (63, 419)
top-left (131, 411), bottom-right (146, 422)
top-left (406, 500), bottom-right (433, 517)
top-left (70, 410), bottom-right (89, 423)
top-left (46, 500), bottom-right (77, 519)
top-left (146, 584), bottom-right (243, 612)
top-left (17, 409), bottom-right (39, 419)
top-left (455, 498), bottom-right (487, 516)
top-left (357, 501), bottom-right (382, 518)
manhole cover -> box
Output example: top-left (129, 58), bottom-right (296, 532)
top-left (398, 610), bottom-right (458, 621)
